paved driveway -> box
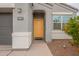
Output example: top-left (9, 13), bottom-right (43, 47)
top-left (0, 40), bottom-right (52, 56)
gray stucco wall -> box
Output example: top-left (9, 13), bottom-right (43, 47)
top-left (13, 3), bottom-right (32, 32)
top-left (28, 4), bottom-right (33, 32)
top-left (45, 10), bottom-right (53, 42)
top-left (12, 3), bottom-right (33, 49)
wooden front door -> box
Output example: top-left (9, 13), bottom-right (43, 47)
top-left (33, 13), bottom-right (44, 40)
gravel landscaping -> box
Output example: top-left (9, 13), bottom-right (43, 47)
top-left (47, 39), bottom-right (79, 56)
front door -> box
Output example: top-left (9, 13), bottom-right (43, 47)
top-left (33, 13), bottom-right (44, 40)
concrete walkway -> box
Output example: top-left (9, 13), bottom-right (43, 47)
top-left (0, 40), bottom-right (52, 56)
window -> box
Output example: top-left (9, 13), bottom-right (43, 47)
top-left (53, 15), bottom-right (72, 30)
top-left (53, 16), bottom-right (61, 30)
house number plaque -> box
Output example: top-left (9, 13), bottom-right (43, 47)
top-left (17, 17), bottom-right (24, 21)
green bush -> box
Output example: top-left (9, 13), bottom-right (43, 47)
top-left (64, 16), bottom-right (79, 46)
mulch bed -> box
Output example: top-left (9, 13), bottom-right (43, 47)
top-left (47, 39), bottom-right (79, 56)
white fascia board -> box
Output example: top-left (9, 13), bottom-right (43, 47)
top-left (0, 3), bottom-right (15, 8)
top-left (52, 12), bottom-right (73, 15)
top-left (39, 3), bottom-right (53, 9)
top-left (55, 3), bottom-right (78, 13)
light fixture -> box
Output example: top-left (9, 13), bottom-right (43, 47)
top-left (17, 8), bottom-right (22, 13)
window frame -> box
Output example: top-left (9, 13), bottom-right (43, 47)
top-left (52, 14), bottom-right (73, 31)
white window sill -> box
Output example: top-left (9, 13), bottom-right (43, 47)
top-left (52, 30), bottom-right (64, 32)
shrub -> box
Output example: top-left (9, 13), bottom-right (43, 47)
top-left (64, 16), bottom-right (79, 46)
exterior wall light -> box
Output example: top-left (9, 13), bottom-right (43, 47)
top-left (17, 8), bottom-right (22, 13)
